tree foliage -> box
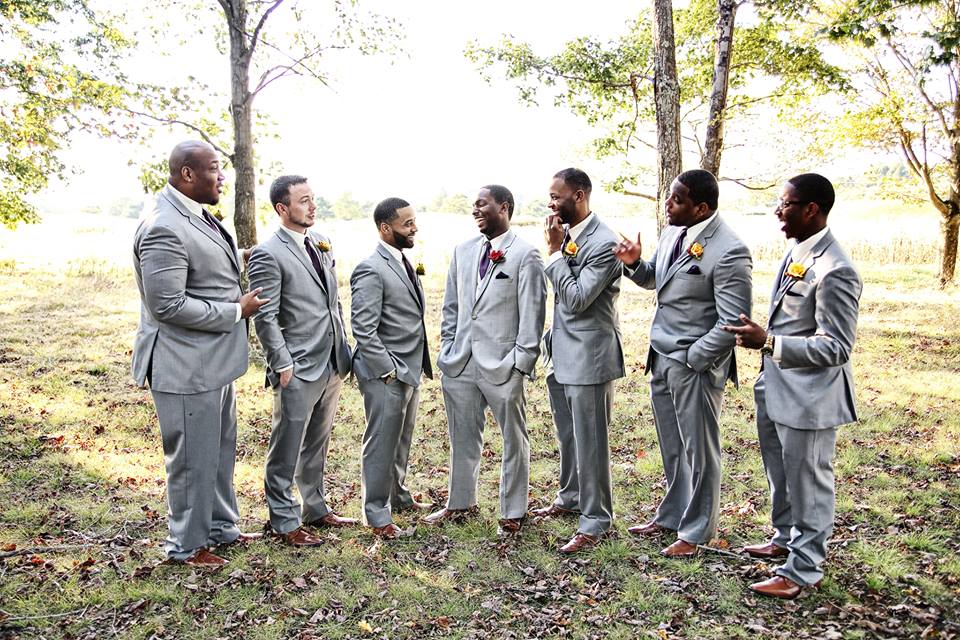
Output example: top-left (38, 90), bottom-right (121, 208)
top-left (826, 0), bottom-right (960, 286)
top-left (0, 0), bottom-right (133, 228)
top-left (466, 0), bottom-right (845, 201)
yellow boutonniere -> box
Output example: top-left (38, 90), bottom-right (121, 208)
top-left (786, 262), bottom-right (807, 279)
top-left (213, 210), bottom-right (224, 221)
top-left (415, 261), bottom-right (425, 276)
top-left (688, 242), bottom-right (704, 260)
top-left (562, 240), bottom-right (579, 257)
top-left (316, 239), bottom-right (331, 253)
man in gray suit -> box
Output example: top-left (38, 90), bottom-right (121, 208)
top-left (724, 173), bottom-right (862, 599)
top-left (132, 141), bottom-right (267, 566)
top-left (533, 168), bottom-right (625, 554)
top-left (352, 197), bottom-right (433, 539)
top-left (248, 175), bottom-right (356, 547)
top-left (425, 185), bottom-right (546, 535)
top-left (615, 169), bottom-right (752, 558)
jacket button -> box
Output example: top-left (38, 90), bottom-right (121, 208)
top-left (471, 314), bottom-right (477, 320)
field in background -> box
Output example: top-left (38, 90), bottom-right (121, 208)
top-left (0, 202), bottom-right (957, 638)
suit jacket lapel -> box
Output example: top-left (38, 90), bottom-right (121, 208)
top-left (164, 192), bottom-right (240, 274)
top-left (378, 244), bottom-right (421, 308)
top-left (475, 231), bottom-right (516, 306)
top-left (768, 231), bottom-right (836, 322)
top-left (287, 230), bottom-right (325, 291)
top-left (658, 217), bottom-right (721, 291)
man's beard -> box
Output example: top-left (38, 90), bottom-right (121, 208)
top-left (392, 229), bottom-right (414, 249)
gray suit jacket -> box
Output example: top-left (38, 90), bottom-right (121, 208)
top-left (762, 231), bottom-right (862, 429)
top-left (628, 215), bottom-right (752, 384)
top-left (543, 215), bottom-right (626, 385)
top-left (438, 231), bottom-right (546, 384)
top-left (131, 186), bottom-right (248, 394)
top-left (350, 244), bottom-right (432, 387)
top-left (248, 228), bottom-right (352, 388)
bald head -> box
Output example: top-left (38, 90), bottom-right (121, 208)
top-left (167, 140), bottom-right (224, 206)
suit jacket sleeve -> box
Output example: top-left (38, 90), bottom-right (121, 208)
top-left (139, 223), bottom-right (237, 333)
top-left (248, 246), bottom-right (293, 373)
top-left (514, 248), bottom-right (547, 374)
top-left (546, 239), bottom-right (622, 314)
top-left (686, 244), bottom-right (752, 371)
top-left (350, 261), bottom-right (396, 377)
top-left (778, 265), bottom-right (862, 369)
top-left (440, 247), bottom-right (459, 349)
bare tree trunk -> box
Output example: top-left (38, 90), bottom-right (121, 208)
top-left (940, 203), bottom-right (959, 287)
top-left (223, 0), bottom-right (258, 248)
top-left (652, 0), bottom-right (682, 233)
top-left (702, 0), bottom-right (737, 177)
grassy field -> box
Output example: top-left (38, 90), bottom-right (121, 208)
top-left (0, 209), bottom-right (958, 639)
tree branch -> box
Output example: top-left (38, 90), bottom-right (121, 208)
top-left (621, 189), bottom-right (656, 201)
top-left (122, 108), bottom-right (234, 160)
top-left (250, 0), bottom-right (285, 52)
top-left (719, 176), bottom-right (776, 190)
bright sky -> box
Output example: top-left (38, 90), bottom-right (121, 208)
top-left (39, 1), bottom-right (647, 213)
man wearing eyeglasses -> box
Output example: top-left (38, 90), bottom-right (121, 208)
top-left (724, 173), bottom-right (862, 599)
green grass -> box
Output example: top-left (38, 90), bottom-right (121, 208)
top-left (0, 260), bottom-right (958, 638)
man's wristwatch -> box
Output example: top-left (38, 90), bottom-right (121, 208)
top-left (760, 333), bottom-right (775, 356)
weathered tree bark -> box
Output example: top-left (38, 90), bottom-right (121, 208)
top-left (940, 198), bottom-right (959, 287)
top-left (702, 0), bottom-right (738, 177)
top-left (222, 0), bottom-right (258, 248)
top-left (652, 0), bottom-right (682, 233)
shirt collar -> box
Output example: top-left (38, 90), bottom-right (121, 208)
top-left (278, 224), bottom-right (308, 247)
top-left (567, 212), bottom-right (595, 242)
top-left (684, 212), bottom-right (718, 244)
top-left (379, 239), bottom-right (404, 263)
top-left (165, 183), bottom-right (203, 218)
top-left (790, 226), bottom-right (830, 263)
top-left (481, 230), bottom-right (510, 252)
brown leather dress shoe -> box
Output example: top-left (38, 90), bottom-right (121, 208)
top-left (627, 520), bottom-right (673, 537)
top-left (272, 527), bottom-right (324, 547)
top-left (559, 533), bottom-right (599, 554)
top-left (497, 517), bottom-right (525, 536)
top-left (531, 504), bottom-right (579, 519)
top-left (422, 506), bottom-right (478, 525)
top-left (183, 548), bottom-right (227, 567)
top-left (749, 575), bottom-right (809, 599)
top-left (307, 512), bottom-right (359, 528)
top-left (661, 539), bottom-right (699, 558)
top-left (743, 542), bottom-right (789, 559)
top-left (395, 500), bottom-right (433, 513)
top-left (371, 523), bottom-right (405, 539)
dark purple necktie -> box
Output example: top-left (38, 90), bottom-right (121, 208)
top-left (304, 237), bottom-right (326, 282)
top-left (669, 227), bottom-right (688, 265)
top-left (478, 240), bottom-right (492, 279)
top-left (202, 210), bottom-right (230, 244)
top-left (401, 253), bottom-right (420, 293)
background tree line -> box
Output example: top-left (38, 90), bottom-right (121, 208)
top-left (2, 0), bottom-right (958, 285)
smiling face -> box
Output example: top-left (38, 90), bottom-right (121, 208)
top-left (547, 177), bottom-right (584, 225)
top-left (664, 179), bottom-right (709, 228)
top-left (277, 181), bottom-right (316, 231)
top-left (381, 205), bottom-right (417, 249)
top-left (473, 188), bottom-right (509, 238)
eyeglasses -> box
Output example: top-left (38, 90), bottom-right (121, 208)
top-left (774, 199), bottom-right (808, 210)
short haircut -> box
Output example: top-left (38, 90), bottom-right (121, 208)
top-left (676, 169), bottom-right (719, 211)
top-left (787, 173), bottom-right (835, 215)
top-left (553, 168), bottom-right (592, 195)
top-left (168, 140), bottom-right (212, 178)
top-left (482, 184), bottom-right (514, 218)
top-left (269, 175), bottom-right (308, 208)
top-left (374, 197), bottom-right (411, 227)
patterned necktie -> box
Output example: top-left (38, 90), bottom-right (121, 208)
top-left (304, 236), bottom-right (326, 283)
top-left (669, 227), bottom-right (688, 265)
top-left (478, 240), bottom-right (492, 279)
